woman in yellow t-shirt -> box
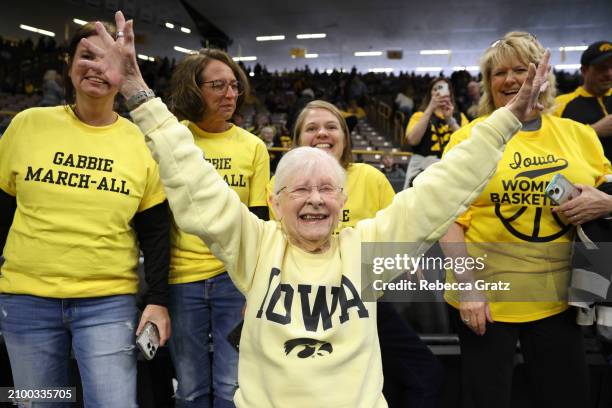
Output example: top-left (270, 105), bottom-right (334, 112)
top-left (404, 78), bottom-right (469, 187)
top-left (0, 21), bottom-right (170, 407)
top-left (440, 32), bottom-right (612, 408)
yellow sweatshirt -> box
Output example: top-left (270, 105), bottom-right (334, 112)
top-left (131, 98), bottom-right (521, 408)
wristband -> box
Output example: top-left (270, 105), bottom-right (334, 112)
top-left (126, 89), bottom-right (156, 111)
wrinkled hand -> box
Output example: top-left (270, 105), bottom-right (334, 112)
top-left (506, 49), bottom-right (551, 122)
top-left (459, 300), bottom-right (493, 336)
top-left (137, 304), bottom-right (171, 346)
top-left (553, 184), bottom-right (612, 225)
top-left (459, 289), bottom-right (493, 335)
top-left (77, 11), bottom-right (148, 98)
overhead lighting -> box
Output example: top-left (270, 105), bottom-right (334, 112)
top-left (354, 51), bottom-right (382, 57)
top-left (180, 27), bottom-right (191, 34)
top-left (138, 54), bottom-right (155, 62)
top-left (453, 65), bottom-right (480, 71)
top-left (73, 18), bottom-right (87, 26)
top-left (420, 49), bottom-right (451, 55)
top-left (555, 64), bottom-right (581, 70)
top-left (369, 68), bottom-right (394, 73)
top-left (559, 46), bottom-right (587, 52)
top-left (296, 33), bottom-right (326, 39)
top-left (305, 53), bottom-right (318, 59)
top-left (415, 66), bottom-right (442, 72)
top-left (249, 72), bottom-right (255, 77)
top-left (233, 56), bottom-right (257, 61)
top-left (174, 45), bottom-right (194, 54)
top-left (20, 24), bottom-right (55, 37)
top-left (165, 22), bottom-right (175, 29)
top-left (256, 35), bottom-right (285, 41)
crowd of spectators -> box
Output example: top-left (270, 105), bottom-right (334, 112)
top-left (0, 34), bottom-right (585, 140)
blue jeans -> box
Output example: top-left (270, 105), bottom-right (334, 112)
top-left (0, 294), bottom-right (138, 408)
top-left (168, 273), bottom-right (244, 408)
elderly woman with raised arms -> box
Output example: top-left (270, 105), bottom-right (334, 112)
top-left (79, 12), bottom-right (550, 408)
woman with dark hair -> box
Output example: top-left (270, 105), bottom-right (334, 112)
top-left (0, 20), bottom-right (170, 407)
top-left (404, 78), bottom-right (469, 187)
top-left (165, 49), bottom-right (270, 407)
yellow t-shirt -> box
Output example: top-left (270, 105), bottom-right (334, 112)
top-left (0, 106), bottom-right (165, 298)
top-left (168, 122), bottom-right (270, 284)
top-left (443, 114), bottom-right (612, 322)
top-left (267, 162), bottom-right (396, 230)
top-left (406, 111), bottom-right (469, 157)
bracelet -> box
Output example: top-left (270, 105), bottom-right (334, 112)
top-left (126, 89), bottom-right (156, 111)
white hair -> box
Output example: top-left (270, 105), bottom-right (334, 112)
top-left (274, 147), bottom-right (346, 194)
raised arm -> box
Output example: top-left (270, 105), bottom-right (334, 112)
top-left (77, 11), bottom-right (264, 293)
top-left (362, 51), bottom-right (550, 251)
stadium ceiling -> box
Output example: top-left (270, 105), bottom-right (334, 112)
top-left (3, 0), bottom-right (612, 73)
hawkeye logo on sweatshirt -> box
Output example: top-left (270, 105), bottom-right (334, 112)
top-left (284, 338), bottom-right (333, 358)
top-left (256, 268), bottom-right (369, 332)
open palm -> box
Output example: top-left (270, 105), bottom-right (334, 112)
top-left (506, 49), bottom-right (551, 122)
top-left (77, 11), bottom-right (146, 97)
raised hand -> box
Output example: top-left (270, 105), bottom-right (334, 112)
top-left (506, 49), bottom-right (551, 122)
top-left (77, 11), bottom-right (149, 99)
top-left (427, 93), bottom-right (450, 114)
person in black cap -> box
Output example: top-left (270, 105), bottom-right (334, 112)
top-left (555, 40), bottom-right (612, 160)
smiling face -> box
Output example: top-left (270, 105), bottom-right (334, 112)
top-left (298, 108), bottom-right (346, 162)
top-left (200, 59), bottom-right (238, 122)
top-left (271, 156), bottom-right (346, 252)
top-left (490, 57), bottom-right (529, 109)
top-left (69, 35), bottom-right (118, 102)
top-left (582, 57), bottom-right (612, 97)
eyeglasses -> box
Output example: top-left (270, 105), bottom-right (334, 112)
top-left (277, 184), bottom-right (343, 199)
top-left (200, 79), bottom-right (245, 95)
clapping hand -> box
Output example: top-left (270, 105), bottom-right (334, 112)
top-left (506, 49), bottom-right (551, 122)
top-left (77, 11), bottom-right (149, 99)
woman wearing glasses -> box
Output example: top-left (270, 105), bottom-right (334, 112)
top-left (441, 32), bottom-right (611, 407)
top-left (268, 100), bottom-right (443, 407)
top-left (165, 49), bottom-right (270, 408)
top-left (82, 12), bottom-right (549, 406)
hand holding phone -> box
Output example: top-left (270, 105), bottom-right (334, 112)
top-left (545, 174), bottom-right (580, 205)
top-left (136, 321), bottom-right (160, 360)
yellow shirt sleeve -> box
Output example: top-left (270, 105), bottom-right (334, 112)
top-left (137, 158), bottom-right (166, 212)
top-left (249, 141), bottom-right (271, 207)
top-left (0, 113), bottom-right (22, 195)
top-left (442, 120), bottom-right (480, 228)
top-left (406, 111), bottom-right (424, 139)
